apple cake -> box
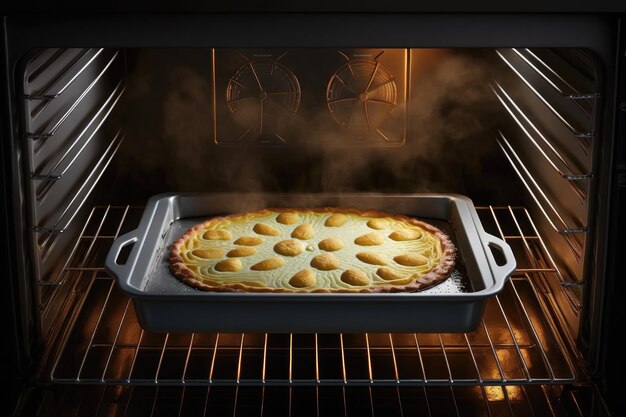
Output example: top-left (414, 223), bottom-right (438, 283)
top-left (169, 208), bottom-right (456, 293)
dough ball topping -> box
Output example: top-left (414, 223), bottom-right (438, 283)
top-left (389, 229), bottom-right (422, 241)
top-left (251, 257), bottom-right (285, 271)
top-left (311, 253), bottom-right (340, 270)
top-left (325, 213), bottom-right (348, 227)
top-left (290, 269), bottom-right (317, 288)
top-left (355, 232), bottom-right (384, 246)
top-left (356, 252), bottom-right (388, 266)
top-left (367, 218), bottom-right (389, 230)
top-left (234, 236), bottom-right (264, 246)
top-left (377, 267), bottom-right (405, 281)
top-left (227, 247), bottom-right (257, 257)
top-left (276, 212), bottom-right (300, 225)
top-left (253, 223), bottom-right (281, 236)
top-left (203, 229), bottom-right (233, 240)
top-left (394, 254), bottom-right (429, 266)
top-left (341, 269), bottom-right (369, 286)
top-left (318, 238), bottom-right (344, 252)
top-left (291, 223), bottom-right (315, 240)
top-left (274, 239), bottom-right (305, 256)
top-left (215, 258), bottom-right (242, 272)
top-left (191, 248), bottom-right (224, 259)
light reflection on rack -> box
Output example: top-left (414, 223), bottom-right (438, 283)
top-left (492, 82), bottom-right (591, 201)
top-left (24, 48), bottom-right (105, 101)
top-left (495, 49), bottom-right (596, 140)
top-left (510, 49), bottom-right (599, 100)
top-left (497, 132), bottom-right (586, 262)
top-left (25, 50), bottom-right (120, 140)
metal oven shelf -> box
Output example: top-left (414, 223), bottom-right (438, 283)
top-left (39, 204), bottom-right (578, 388)
top-left (16, 384), bottom-right (577, 417)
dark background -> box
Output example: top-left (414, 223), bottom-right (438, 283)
top-left (1, 0), bottom-right (626, 13)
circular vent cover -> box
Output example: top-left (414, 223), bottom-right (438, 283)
top-left (326, 59), bottom-right (397, 136)
top-left (226, 60), bottom-right (301, 142)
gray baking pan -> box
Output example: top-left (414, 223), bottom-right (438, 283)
top-left (105, 193), bottom-right (515, 333)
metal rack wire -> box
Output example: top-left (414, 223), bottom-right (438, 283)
top-left (18, 384), bottom-right (573, 417)
top-left (41, 205), bottom-right (578, 387)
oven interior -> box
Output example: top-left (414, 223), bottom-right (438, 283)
top-left (13, 46), bottom-right (611, 416)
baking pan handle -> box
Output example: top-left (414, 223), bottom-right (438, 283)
top-left (481, 233), bottom-right (516, 289)
top-left (105, 230), bottom-right (139, 281)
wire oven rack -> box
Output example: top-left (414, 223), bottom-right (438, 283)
top-left (39, 205), bottom-right (578, 388)
top-left (18, 384), bottom-right (580, 417)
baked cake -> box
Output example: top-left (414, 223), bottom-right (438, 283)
top-left (169, 208), bottom-right (456, 293)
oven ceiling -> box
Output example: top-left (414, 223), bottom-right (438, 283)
top-left (1, 0), bottom-right (626, 13)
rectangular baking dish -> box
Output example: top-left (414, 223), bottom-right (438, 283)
top-left (105, 193), bottom-right (515, 333)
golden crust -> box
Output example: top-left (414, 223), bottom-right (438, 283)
top-left (169, 207), bottom-right (457, 293)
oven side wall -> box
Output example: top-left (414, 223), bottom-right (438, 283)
top-left (0, 15), bottom-right (36, 417)
top-left (599, 16), bottom-right (626, 414)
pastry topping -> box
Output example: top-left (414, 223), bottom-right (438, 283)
top-left (234, 236), bottom-right (264, 246)
top-left (367, 218), bottom-right (389, 230)
top-left (253, 223), bottom-right (281, 236)
top-left (276, 212), bottom-right (300, 225)
top-left (202, 229), bottom-right (233, 240)
top-left (311, 253), bottom-right (339, 270)
top-left (318, 238), bottom-right (344, 252)
top-left (292, 223), bottom-right (315, 240)
top-left (274, 239), bottom-right (305, 256)
top-left (377, 267), bottom-right (405, 281)
top-left (215, 258), bottom-right (242, 272)
top-left (356, 252), bottom-right (388, 266)
top-left (289, 269), bottom-right (317, 288)
top-left (389, 229), bottom-right (422, 241)
top-left (325, 213), bottom-right (348, 227)
top-left (341, 269), bottom-right (369, 286)
top-left (191, 248), bottom-right (224, 259)
top-left (227, 247), bottom-right (257, 257)
top-left (354, 232), bottom-right (384, 246)
top-left (394, 254), bottom-right (429, 266)
top-left (251, 257), bottom-right (285, 271)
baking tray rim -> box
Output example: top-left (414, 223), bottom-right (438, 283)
top-left (106, 192), bottom-right (516, 301)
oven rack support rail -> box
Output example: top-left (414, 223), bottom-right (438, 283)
top-left (38, 204), bottom-right (580, 388)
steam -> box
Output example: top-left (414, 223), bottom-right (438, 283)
top-left (112, 49), bottom-right (511, 206)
